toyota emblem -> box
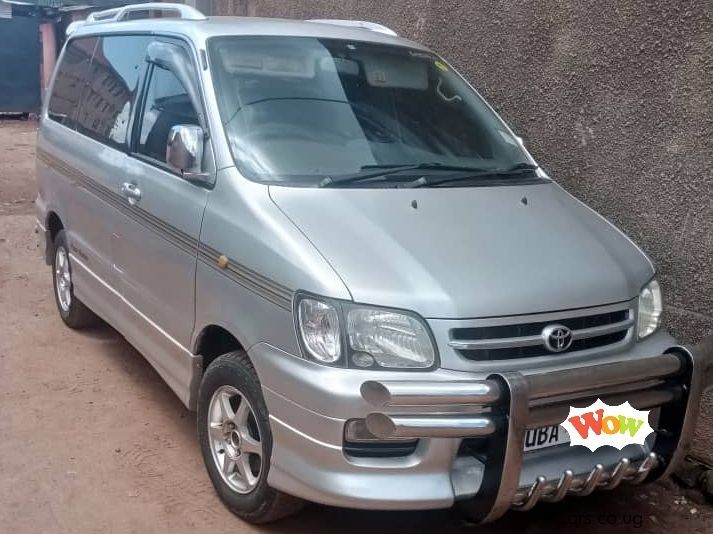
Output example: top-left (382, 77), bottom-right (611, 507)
top-left (542, 324), bottom-right (573, 353)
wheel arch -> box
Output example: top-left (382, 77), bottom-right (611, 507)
top-left (193, 324), bottom-right (248, 374)
top-left (45, 210), bottom-right (64, 264)
top-left (189, 324), bottom-right (250, 411)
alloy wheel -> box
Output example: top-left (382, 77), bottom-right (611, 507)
top-left (55, 246), bottom-right (72, 312)
top-left (207, 385), bottom-right (264, 494)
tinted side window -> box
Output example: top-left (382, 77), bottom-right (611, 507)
top-left (76, 35), bottom-right (151, 149)
top-left (137, 65), bottom-right (199, 163)
top-left (48, 37), bottom-right (97, 128)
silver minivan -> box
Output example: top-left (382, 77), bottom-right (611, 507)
top-left (36, 3), bottom-right (711, 524)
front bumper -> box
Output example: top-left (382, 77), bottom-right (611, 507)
top-left (251, 333), bottom-right (713, 521)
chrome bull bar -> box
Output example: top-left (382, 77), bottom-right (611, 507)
top-left (361, 335), bottom-right (713, 523)
top-left (513, 452), bottom-right (658, 510)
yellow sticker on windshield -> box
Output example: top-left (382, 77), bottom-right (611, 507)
top-left (434, 60), bottom-right (449, 72)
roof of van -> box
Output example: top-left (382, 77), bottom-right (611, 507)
top-left (69, 16), bottom-right (430, 51)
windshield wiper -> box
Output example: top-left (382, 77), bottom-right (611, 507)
top-left (319, 164), bottom-right (427, 187)
top-left (405, 162), bottom-right (540, 188)
top-left (318, 162), bottom-right (536, 188)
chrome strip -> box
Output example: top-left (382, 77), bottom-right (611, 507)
top-left (440, 301), bottom-right (632, 328)
top-left (449, 335), bottom-right (542, 350)
top-left (69, 253), bottom-right (192, 355)
top-left (572, 318), bottom-right (635, 340)
top-left (268, 414), bottom-right (342, 451)
top-left (365, 413), bottom-right (495, 439)
top-left (448, 317), bottom-right (634, 350)
top-left (360, 379), bottom-right (502, 407)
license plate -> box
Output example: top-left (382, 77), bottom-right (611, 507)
top-left (524, 425), bottom-right (570, 452)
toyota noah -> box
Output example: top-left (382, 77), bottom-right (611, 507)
top-left (35, 3), bottom-right (712, 524)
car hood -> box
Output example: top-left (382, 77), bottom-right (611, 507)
top-left (269, 182), bottom-right (653, 318)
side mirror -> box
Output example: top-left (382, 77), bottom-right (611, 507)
top-left (166, 124), bottom-right (210, 184)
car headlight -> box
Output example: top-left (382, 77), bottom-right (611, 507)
top-left (347, 307), bottom-right (435, 369)
top-left (294, 294), bottom-right (437, 369)
top-left (297, 298), bottom-right (341, 363)
top-left (637, 279), bottom-right (663, 339)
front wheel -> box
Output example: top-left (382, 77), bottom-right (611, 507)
top-left (197, 351), bottom-right (304, 523)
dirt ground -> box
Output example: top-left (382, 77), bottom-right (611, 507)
top-left (0, 119), bottom-right (711, 533)
top-left (0, 118), bottom-right (36, 216)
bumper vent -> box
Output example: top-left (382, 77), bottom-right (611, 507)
top-left (450, 309), bottom-right (631, 361)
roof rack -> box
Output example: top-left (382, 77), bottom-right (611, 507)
top-left (66, 2), bottom-right (205, 36)
top-left (307, 19), bottom-right (398, 37)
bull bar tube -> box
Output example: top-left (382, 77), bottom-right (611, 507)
top-left (360, 334), bottom-right (713, 522)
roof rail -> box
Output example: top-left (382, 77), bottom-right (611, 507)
top-left (67, 2), bottom-right (205, 36)
top-left (307, 19), bottom-right (398, 37)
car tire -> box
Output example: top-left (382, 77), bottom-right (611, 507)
top-left (197, 351), bottom-right (305, 524)
top-left (52, 230), bottom-right (100, 328)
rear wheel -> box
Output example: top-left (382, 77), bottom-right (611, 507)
top-left (197, 351), bottom-right (304, 523)
top-left (52, 230), bottom-right (99, 328)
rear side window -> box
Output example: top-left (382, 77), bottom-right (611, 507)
top-left (47, 37), bottom-right (97, 128)
top-left (137, 65), bottom-right (199, 163)
top-left (76, 35), bottom-right (151, 150)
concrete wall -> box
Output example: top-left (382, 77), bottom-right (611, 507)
top-left (213, 0), bottom-right (712, 344)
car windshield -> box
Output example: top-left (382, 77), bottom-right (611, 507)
top-left (208, 36), bottom-right (532, 186)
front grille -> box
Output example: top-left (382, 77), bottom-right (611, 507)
top-left (450, 309), bottom-right (632, 361)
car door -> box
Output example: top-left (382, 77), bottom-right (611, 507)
top-left (43, 35), bottom-right (150, 320)
top-left (41, 36), bottom-right (102, 282)
top-left (115, 38), bottom-right (210, 401)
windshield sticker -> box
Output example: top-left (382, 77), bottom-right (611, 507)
top-left (434, 60), bottom-right (449, 72)
top-left (561, 399), bottom-right (654, 452)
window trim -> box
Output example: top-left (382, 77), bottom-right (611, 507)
top-left (44, 30), bottom-right (215, 189)
top-left (45, 31), bottom-right (211, 179)
top-left (129, 36), bottom-right (207, 180)
top-left (129, 61), bottom-right (154, 155)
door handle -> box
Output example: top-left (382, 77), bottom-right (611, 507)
top-left (120, 182), bottom-right (142, 205)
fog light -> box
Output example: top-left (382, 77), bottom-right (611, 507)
top-left (344, 419), bottom-right (412, 442)
top-left (344, 419), bottom-right (419, 458)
